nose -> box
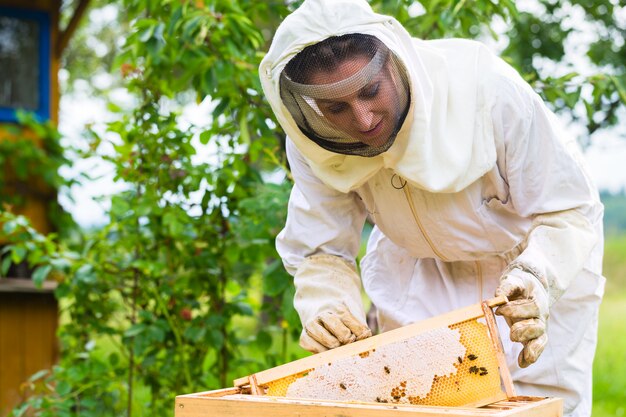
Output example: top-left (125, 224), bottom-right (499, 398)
top-left (351, 103), bottom-right (375, 130)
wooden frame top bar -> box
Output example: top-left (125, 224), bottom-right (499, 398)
top-left (234, 296), bottom-right (507, 388)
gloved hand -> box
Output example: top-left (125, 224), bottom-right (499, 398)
top-left (294, 254), bottom-right (372, 353)
top-left (300, 303), bottom-right (372, 352)
top-left (495, 267), bottom-right (549, 368)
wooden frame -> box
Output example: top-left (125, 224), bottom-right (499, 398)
top-left (175, 297), bottom-right (563, 416)
top-left (234, 297), bottom-right (513, 396)
top-left (175, 390), bottom-right (563, 417)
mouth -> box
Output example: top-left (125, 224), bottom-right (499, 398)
top-left (360, 119), bottom-right (384, 138)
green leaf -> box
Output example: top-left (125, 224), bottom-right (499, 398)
top-left (239, 111), bottom-right (250, 144)
top-left (2, 219), bottom-right (17, 234)
top-left (610, 75), bottom-right (626, 105)
top-left (212, 98), bottom-right (230, 118)
top-left (28, 369), bottom-right (49, 382)
top-left (110, 196), bottom-right (131, 217)
top-left (199, 130), bottom-right (212, 145)
top-left (208, 329), bottom-right (224, 349)
top-left (32, 265), bottom-right (52, 286)
top-left (146, 324), bottom-right (166, 343)
top-left (163, 212), bottom-right (184, 236)
top-left (56, 380), bottom-right (72, 396)
top-left (11, 246), bottom-right (27, 265)
top-left (1, 256), bottom-right (11, 277)
top-left (109, 352), bottom-right (120, 366)
top-left (184, 326), bottom-right (206, 342)
top-left (75, 264), bottom-right (96, 284)
top-left (255, 330), bottom-right (273, 351)
top-left (124, 324), bottom-right (146, 338)
top-left (263, 260), bottom-right (290, 296)
top-left (138, 24), bottom-right (156, 43)
top-left (232, 301), bottom-right (254, 316)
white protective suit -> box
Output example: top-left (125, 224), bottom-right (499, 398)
top-left (260, 1), bottom-right (605, 416)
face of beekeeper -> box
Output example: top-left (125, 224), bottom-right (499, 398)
top-left (309, 55), bottom-right (402, 148)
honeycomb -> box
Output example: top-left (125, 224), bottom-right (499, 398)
top-left (263, 318), bottom-right (502, 407)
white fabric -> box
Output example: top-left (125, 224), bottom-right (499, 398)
top-left (260, 0), bottom-right (501, 193)
top-left (274, 43), bottom-right (605, 416)
top-left (293, 254), bottom-right (371, 352)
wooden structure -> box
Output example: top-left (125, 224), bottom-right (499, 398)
top-left (175, 391), bottom-right (562, 417)
top-left (175, 298), bottom-right (563, 416)
top-left (0, 279), bottom-right (58, 416)
top-left (0, 0), bottom-right (89, 415)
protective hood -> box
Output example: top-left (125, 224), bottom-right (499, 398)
top-left (260, 0), bottom-right (499, 193)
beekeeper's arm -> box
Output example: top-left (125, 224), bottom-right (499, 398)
top-left (276, 139), bottom-right (372, 353)
top-left (492, 71), bottom-right (603, 368)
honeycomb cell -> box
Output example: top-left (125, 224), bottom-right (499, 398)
top-left (263, 318), bottom-right (503, 407)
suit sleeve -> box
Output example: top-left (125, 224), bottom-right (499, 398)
top-left (276, 138), bottom-right (368, 274)
top-left (492, 72), bottom-right (604, 304)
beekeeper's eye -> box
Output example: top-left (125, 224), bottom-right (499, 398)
top-left (360, 82), bottom-right (380, 99)
top-left (328, 102), bottom-right (348, 114)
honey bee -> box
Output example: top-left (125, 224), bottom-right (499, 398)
top-left (457, 356), bottom-right (463, 364)
top-left (469, 366), bottom-right (479, 374)
top-left (339, 383), bottom-right (347, 390)
top-left (468, 354), bottom-right (478, 361)
top-left (384, 366), bottom-right (390, 374)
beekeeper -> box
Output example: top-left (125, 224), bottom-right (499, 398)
top-left (259, 0), bottom-right (605, 416)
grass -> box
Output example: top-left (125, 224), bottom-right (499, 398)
top-left (601, 235), bottom-right (626, 297)
top-left (592, 235), bottom-right (626, 417)
top-left (593, 298), bottom-right (626, 417)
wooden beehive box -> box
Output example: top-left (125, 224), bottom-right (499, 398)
top-left (175, 297), bottom-right (563, 416)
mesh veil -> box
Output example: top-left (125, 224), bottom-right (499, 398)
top-left (280, 34), bottom-right (410, 157)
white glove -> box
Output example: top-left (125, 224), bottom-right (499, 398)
top-left (495, 209), bottom-right (599, 367)
top-left (294, 254), bottom-right (372, 353)
top-left (495, 267), bottom-right (549, 368)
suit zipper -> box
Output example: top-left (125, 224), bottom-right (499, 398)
top-left (401, 185), bottom-right (449, 262)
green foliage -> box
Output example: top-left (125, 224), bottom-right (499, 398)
top-left (60, 0), bottom-right (129, 95)
top-left (372, 0), bottom-right (517, 40)
top-left (0, 211), bottom-right (75, 285)
top-left (502, 1), bottom-right (626, 139)
top-left (0, 112), bottom-right (76, 235)
top-left (7, 1), bottom-right (296, 416)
